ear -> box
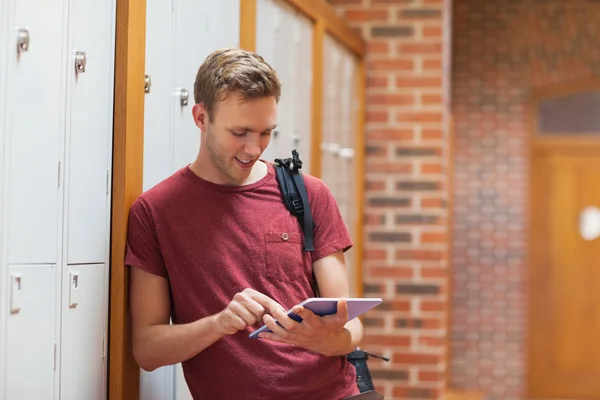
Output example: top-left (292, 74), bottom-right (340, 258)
top-left (192, 103), bottom-right (209, 131)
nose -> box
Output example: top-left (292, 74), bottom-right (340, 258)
top-left (244, 134), bottom-right (262, 157)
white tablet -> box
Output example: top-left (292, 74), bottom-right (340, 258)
top-left (248, 297), bottom-right (382, 339)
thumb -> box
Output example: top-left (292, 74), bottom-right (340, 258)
top-left (337, 298), bottom-right (349, 322)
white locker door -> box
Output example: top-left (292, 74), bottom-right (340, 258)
top-left (65, 0), bottom-right (116, 264)
top-left (60, 264), bottom-right (107, 400)
top-left (6, 0), bottom-right (66, 264)
top-left (144, 0), bottom-right (175, 191)
top-left (141, 2), bottom-right (177, 398)
top-left (294, 13), bottom-right (313, 175)
top-left (272, 5), bottom-right (296, 160)
top-left (0, 1), bottom-right (8, 395)
top-left (5, 264), bottom-right (56, 400)
top-left (255, 0), bottom-right (279, 163)
top-left (321, 35), bottom-right (341, 191)
top-left (172, 0), bottom-right (209, 171)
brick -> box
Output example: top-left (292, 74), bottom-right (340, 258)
top-left (393, 387), bottom-right (440, 399)
top-left (396, 76), bottom-right (443, 88)
top-left (366, 145), bottom-right (387, 157)
top-left (371, 369), bottom-right (410, 381)
top-left (363, 317), bottom-right (385, 328)
top-left (367, 128), bottom-right (414, 140)
top-left (366, 334), bottom-right (412, 347)
top-left (421, 129), bottom-right (444, 140)
top-left (367, 76), bottom-right (388, 89)
top-left (420, 197), bottom-right (445, 208)
top-left (395, 214), bottom-right (439, 224)
top-left (365, 214), bottom-right (386, 226)
top-left (368, 162), bottom-right (413, 173)
top-left (421, 267), bottom-right (446, 279)
top-left (328, 0), bottom-right (362, 4)
top-left (396, 111), bottom-right (443, 123)
top-left (393, 352), bottom-right (443, 365)
top-left (371, 26), bottom-right (414, 37)
top-left (398, 42), bottom-right (443, 54)
top-left (366, 180), bottom-right (386, 191)
top-left (369, 197), bottom-right (411, 207)
top-left (419, 370), bottom-right (442, 382)
top-left (397, 181), bottom-right (440, 191)
top-left (423, 25), bottom-right (443, 37)
top-left (345, 9), bottom-right (389, 22)
top-left (364, 249), bottom-right (387, 261)
top-left (369, 232), bottom-right (412, 243)
top-left (396, 283), bottom-right (440, 295)
top-left (368, 59), bottom-right (415, 72)
top-left (420, 162), bottom-right (444, 174)
top-left (367, 41), bottom-right (390, 54)
top-left (368, 93), bottom-right (415, 105)
top-left (420, 300), bottom-right (446, 312)
top-left (369, 264), bottom-right (414, 277)
top-left (422, 93), bottom-right (443, 104)
top-left (396, 249), bottom-right (446, 261)
top-left (366, 110), bottom-right (389, 123)
top-left (421, 232), bottom-right (447, 243)
top-left (377, 299), bottom-right (412, 311)
top-left (363, 283), bottom-right (386, 294)
top-left (396, 147), bottom-right (441, 156)
top-left (372, 0), bottom-right (415, 4)
top-left (399, 8), bottom-right (442, 19)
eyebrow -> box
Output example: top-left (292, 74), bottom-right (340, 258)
top-left (230, 124), bottom-right (277, 133)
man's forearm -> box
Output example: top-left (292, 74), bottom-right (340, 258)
top-left (134, 314), bottom-right (225, 371)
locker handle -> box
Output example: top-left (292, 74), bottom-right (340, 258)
top-left (75, 51), bottom-right (86, 74)
top-left (339, 148), bottom-right (355, 159)
top-left (69, 272), bottom-right (79, 308)
top-left (17, 28), bottom-right (30, 53)
top-left (179, 89), bottom-right (189, 107)
top-left (145, 74), bottom-right (151, 94)
top-left (10, 273), bottom-right (22, 314)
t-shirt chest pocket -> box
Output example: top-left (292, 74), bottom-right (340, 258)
top-left (264, 231), bottom-right (306, 282)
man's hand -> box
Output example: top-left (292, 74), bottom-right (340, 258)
top-left (216, 288), bottom-right (286, 335)
top-left (257, 298), bottom-right (352, 356)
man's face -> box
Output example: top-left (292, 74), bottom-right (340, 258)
top-left (193, 93), bottom-right (277, 185)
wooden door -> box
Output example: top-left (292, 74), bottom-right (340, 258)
top-left (529, 87), bottom-right (600, 399)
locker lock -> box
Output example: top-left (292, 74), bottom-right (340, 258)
top-left (179, 89), bottom-right (189, 107)
top-left (144, 74), bottom-right (151, 94)
top-left (75, 51), bottom-right (86, 74)
top-left (17, 28), bottom-right (30, 53)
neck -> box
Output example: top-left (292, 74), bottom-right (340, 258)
top-left (189, 151), bottom-right (267, 186)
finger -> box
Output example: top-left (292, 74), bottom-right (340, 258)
top-left (263, 313), bottom-right (294, 339)
top-left (248, 290), bottom-right (286, 314)
top-left (293, 305), bottom-right (317, 326)
top-left (337, 298), bottom-right (349, 323)
top-left (229, 302), bottom-right (259, 326)
top-left (269, 305), bottom-right (302, 332)
top-left (258, 331), bottom-right (293, 344)
top-left (226, 311), bottom-right (248, 331)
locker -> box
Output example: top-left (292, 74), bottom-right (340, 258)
top-left (141, 1), bottom-right (241, 399)
top-left (5, 264), bottom-right (57, 400)
top-left (5, 0), bottom-right (66, 264)
top-left (171, 1), bottom-right (209, 170)
top-left (66, 0), bottom-right (115, 264)
top-left (256, 0), bottom-right (312, 165)
top-left (143, 0), bottom-right (175, 191)
top-left (0, 1), bottom-right (7, 395)
top-left (59, 264), bottom-right (107, 400)
top-left (294, 15), bottom-right (313, 174)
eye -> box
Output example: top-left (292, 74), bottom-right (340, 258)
top-left (232, 131), bottom-right (247, 137)
top-left (261, 130), bottom-right (272, 136)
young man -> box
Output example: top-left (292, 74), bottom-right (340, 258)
top-left (126, 47), bottom-right (363, 399)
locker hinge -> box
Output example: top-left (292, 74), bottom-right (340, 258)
top-left (105, 169), bottom-right (110, 194)
top-left (102, 334), bottom-right (107, 359)
top-left (57, 161), bottom-right (62, 188)
top-left (54, 342), bottom-right (58, 370)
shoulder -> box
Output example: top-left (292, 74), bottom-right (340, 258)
top-left (301, 173), bottom-right (335, 202)
top-left (130, 167), bottom-right (190, 217)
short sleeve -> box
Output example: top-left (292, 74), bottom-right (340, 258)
top-left (125, 197), bottom-right (169, 278)
top-left (307, 177), bottom-right (354, 263)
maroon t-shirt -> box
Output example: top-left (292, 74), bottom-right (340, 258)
top-left (125, 161), bottom-right (359, 400)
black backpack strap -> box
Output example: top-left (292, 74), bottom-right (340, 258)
top-left (274, 150), bottom-right (315, 252)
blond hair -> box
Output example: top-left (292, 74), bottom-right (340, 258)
top-left (193, 47), bottom-right (281, 120)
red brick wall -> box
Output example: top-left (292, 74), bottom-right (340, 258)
top-left (328, 0), bottom-right (451, 399)
top-left (451, 1), bottom-right (600, 399)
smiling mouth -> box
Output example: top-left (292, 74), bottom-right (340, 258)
top-left (235, 157), bottom-right (255, 168)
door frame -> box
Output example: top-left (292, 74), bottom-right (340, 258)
top-left (527, 78), bottom-right (600, 398)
